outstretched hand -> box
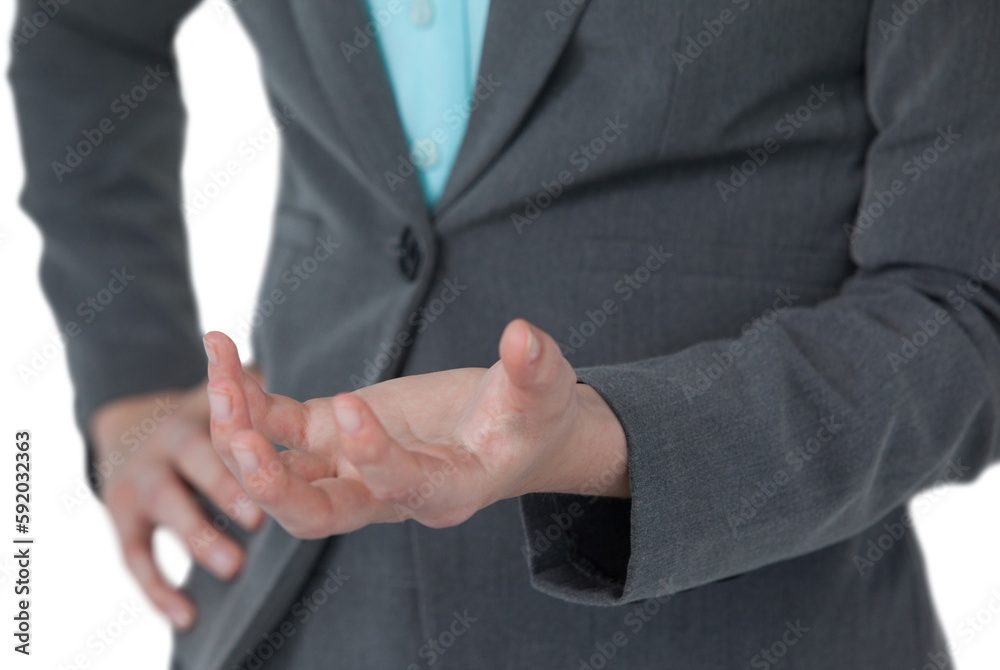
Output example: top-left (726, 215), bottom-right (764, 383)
top-left (202, 318), bottom-right (628, 539)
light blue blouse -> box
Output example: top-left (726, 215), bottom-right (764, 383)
top-left (363, 0), bottom-right (491, 208)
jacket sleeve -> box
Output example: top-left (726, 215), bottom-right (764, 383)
top-left (8, 0), bottom-right (205, 494)
top-left (519, 1), bottom-right (1000, 605)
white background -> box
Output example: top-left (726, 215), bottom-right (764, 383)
top-left (1, 3), bottom-right (998, 668)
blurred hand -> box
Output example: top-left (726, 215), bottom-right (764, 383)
top-left (202, 318), bottom-right (628, 540)
top-left (89, 369), bottom-right (266, 630)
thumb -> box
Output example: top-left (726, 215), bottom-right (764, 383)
top-left (498, 319), bottom-right (575, 403)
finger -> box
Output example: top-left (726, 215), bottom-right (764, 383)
top-left (172, 428), bottom-right (264, 530)
top-left (111, 508), bottom-right (196, 630)
top-left (228, 429), bottom-right (385, 538)
top-left (204, 332), bottom-right (271, 444)
top-left (499, 318), bottom-right (575, 405)
top-left (206, 375), bottom-right (254, 477)
top-left (204, 332), bottom-right (275, 428)
top-left (137, 469), bottom-right (245, 581)
top-left (205, 331), bottom-right (315, 450)
top-left (203, 331), bottom-right (245, 382)
top-left (208, 374), bottom-right (321, 483)
top-left (332, 393), bottom-right (428, 504)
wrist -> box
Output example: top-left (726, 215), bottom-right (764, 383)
top-left (572, 382), bottom-right (630, 498)
top-left (516, 383), bottom-right (629, 499)
top-left (89, 386), bottom-right (197, 457)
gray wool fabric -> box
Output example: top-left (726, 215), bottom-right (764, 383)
top-left (10, 0), bottom-right (1000, 668)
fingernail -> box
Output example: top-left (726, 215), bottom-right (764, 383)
top-left (334, 402), bottom-right (361, 434)
top-left (231, 440), bottom-right (259, 474)
top-left (168, 605), bottom-right (192, 629)
top-left (525, 325), bottom-right (541, 363)
top-left (208, 546), bottom-right (238, 577)
top-left (207, 388), bottom-right (232, 420)
top-left (203, 337), bottom-right (219, 366)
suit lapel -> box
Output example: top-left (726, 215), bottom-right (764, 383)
top-left (285, 0), bottom-right (593, 222)
top-left (433, 0), bottom-right (593, 216)
top-left (287, 0), bottom-right (428, 220)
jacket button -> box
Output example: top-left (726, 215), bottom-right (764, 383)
top-left (397, 226), bottom-right (421, 281)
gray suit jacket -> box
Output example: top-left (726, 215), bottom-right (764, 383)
top-left (10, 0), bottom-right (1000, 668)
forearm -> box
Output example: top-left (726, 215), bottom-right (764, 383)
top-left (516, 0), bottom-right (1000, 606)
top-left (9, 0), bottom-right (205, 434)
top-left (578, 265), bottom-right (999, 594)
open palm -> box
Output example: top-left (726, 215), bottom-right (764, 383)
top-left (202, 318), bottom-right (623, 539)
